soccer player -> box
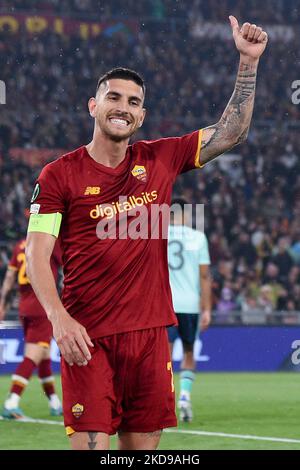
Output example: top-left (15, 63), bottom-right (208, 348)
top-left (0, 238), bottom-right (62, 418)
top-left (25, 17), bottom-right (267, 450)
top-left (167, 198), bottom-right (211, 423)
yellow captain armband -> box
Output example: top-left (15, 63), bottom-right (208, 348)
top-left (27, 213), bottom-right (62, 238)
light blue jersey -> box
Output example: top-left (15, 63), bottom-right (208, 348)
top-left (168, 225), bottom-right (210, 314)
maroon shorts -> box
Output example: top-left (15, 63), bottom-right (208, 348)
top-left (61, 327), bottom-right (177, 436)
top-left (20, 315), bottom-right (53, 347)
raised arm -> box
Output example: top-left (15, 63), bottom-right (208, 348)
top-left (200, 16), bottom-right (268, 165)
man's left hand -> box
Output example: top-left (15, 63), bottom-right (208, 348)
top-left (200, 310), bottom-right (211, 331)
top-left (229, 15), bottom-right (268, 60)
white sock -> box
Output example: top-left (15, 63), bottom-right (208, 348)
top-left (4, 393), bottom-right (20, 409)
top-left (49, 394), bottom-right (61, 410)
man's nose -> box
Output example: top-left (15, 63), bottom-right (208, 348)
top-left (115, 99), bottom-right (130, 114)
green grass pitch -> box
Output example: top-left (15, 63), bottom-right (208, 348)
top-left (0, 372), bottom-right (299, 450)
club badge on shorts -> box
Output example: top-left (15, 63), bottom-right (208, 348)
top-left (72, 403), bottom-right (84, 418)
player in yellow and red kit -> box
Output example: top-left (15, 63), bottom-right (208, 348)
top-left (0, 239), bottom-right (62, 418)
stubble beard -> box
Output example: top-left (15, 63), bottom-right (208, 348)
top-left (101, 121), bottom-right (137, 143)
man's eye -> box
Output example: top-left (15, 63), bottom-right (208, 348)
top-left (130, 101), bottom-right (138, 106)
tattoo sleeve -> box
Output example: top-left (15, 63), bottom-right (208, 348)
top-left (200, 58), bottom-right (258, 165)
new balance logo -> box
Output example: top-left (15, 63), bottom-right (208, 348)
top-left (84, 186), bottom-right (101, 195)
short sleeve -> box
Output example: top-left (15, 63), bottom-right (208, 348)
top-left (198, 233), bottom-right (211, 265)
top-left (30, 159), bottom-right (67, 215)
top-left (153, 129), bottom-right (203, 177)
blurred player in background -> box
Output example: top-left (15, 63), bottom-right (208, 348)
top-left (0, 238), bottom-right (62, 418)
top-left (168, 198), bottom-right (211, 422)
top-left (25, 17), bottom-right (267, 450)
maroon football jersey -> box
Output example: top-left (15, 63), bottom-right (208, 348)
top-left (31, 130), bottom-right (202, 338)
top-left (9, 239), bottom-right (61, 317)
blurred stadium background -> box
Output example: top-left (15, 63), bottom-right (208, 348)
top-left (0, 0), bottom-right (300, 450)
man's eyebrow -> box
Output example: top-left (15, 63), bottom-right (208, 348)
top-left (129, 96), bottom-right (142, 103)
top-left (106, 91), bottom-right (142, 103)
top-left (106, 91), bottom-right (121, 97)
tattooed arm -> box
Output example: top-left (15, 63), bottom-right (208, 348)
top-left (200, 16), bottom-right (268, 165)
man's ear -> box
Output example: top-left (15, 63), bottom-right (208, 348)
top-left (139, 107), bottom-right (146, 127)
top-left (88, 97), bottom-right (97, 118)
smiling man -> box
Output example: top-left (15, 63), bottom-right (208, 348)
top-left (25, 16), bottom-right (268, 450)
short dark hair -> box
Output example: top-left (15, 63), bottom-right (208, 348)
top-left (96, 67), bottom-right (146, 96)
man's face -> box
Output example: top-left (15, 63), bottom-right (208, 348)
top-left (89, 78), bottom-right (146, 142)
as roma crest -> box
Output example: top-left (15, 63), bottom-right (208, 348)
top-left (131, 165), bottom-right (147, 183)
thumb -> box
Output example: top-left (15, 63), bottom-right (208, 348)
top-left (229, 15), bottom-right (240, 35)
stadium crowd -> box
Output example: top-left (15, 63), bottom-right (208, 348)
top-left (0, 0), bottom-right (299, 24)
top-left (1, 0), bottom-right (300, 322)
